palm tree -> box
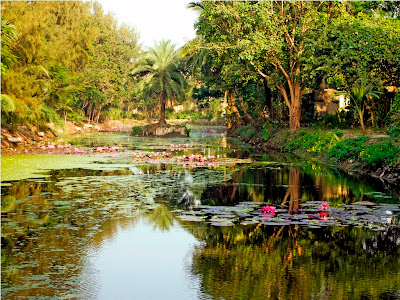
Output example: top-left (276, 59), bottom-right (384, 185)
top-left (347, 80), bottom-right (381, 132)
top-left (132, 40), bottom-right (187, 125)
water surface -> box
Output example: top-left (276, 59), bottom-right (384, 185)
top-left (2, 127), bottom-right (399, 299)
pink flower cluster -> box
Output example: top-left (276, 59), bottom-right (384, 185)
top-left (131, 151), bottom-right (174, 163)
top-left (320, 202), bottom-right (329, 210)
top-left (308, 202), bottom-right (330, 220)
top-left (182, 154), bottom-right (219, 163)
top-left (94, 146), bottom-right (120, 152)
top-left (73, 147), bottom-right (84, 154)
top-left (38, 142), bottom-right (71, 151)
top-left (261, 206), bottom-right (276, 213)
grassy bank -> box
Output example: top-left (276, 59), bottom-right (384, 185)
top-left (234, 126), bottom-right (400, 186)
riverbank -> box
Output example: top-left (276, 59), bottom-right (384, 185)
top-left (1, 118), bottom-right (225, 149)
top-left (233, 126), bottom-right (400, 187)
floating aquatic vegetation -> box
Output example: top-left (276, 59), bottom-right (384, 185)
top-left (174, 201), bottom-right (400, 229)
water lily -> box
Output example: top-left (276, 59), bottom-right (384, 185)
top-left (319, 211), bottom-right (328, 219)
top-left (261, 205), bottom-right (276, 213)
top-left (321, 202), bottom-right (330, 210)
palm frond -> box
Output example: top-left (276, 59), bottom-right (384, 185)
top-left (1, 94), bottom-right (16, 113)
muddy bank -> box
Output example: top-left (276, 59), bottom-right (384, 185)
top-left (1, 124), bottom-right (57, 149)
top-left (1, 121), bottom-right (131, 149)
top-left (1, 118), bottom-right (224, 149)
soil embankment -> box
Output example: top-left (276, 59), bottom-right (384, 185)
top-left (1, 118), bottom-right (223, 150)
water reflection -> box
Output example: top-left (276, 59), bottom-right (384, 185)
top-left (185, 223), bottom-right (400, 300)
top-left (82, 217), bottom-right (207, 300)
top-left (1, 131), bottom-right (399, 299)
top-left (199, 163), bottom-right (398, 208)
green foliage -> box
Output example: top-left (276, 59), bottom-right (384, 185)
top-left (131, 126), bottom-right (143, 136)
top-left (234, 126), bottom-right (257, 139)
top-left (132, 40), bottom-right (188, 124)
top-left (262, 129), bottom-right (270, 141)
top-left (321, 13), bottom-right (400, 89)
top-left (336, 80), bottom-right (381, 132)
top-left (329, 136), bottom-right (369, 161)
top-left (1, 19), bottom-right (19, 76)
top-left (360, 141), bottom-right (400, 168)
top-left (262, 122), bottom-right (272, 141)
top-left (319, 110), bottom-right (356, 129)
top-left (131, 113), bottom-right (146, 120)
top-left (184, 125), bottom-right (191, 136)
top-left (40, 104), bottom-right (64, 129)
top-left (287, 130), bottom-right (341, 155)
top-left (386, 92), bottom-right (400, 137)
top-left (1, 94), bottom-right (16, 113)
top-left (1, 1), bottom-right (140, 127)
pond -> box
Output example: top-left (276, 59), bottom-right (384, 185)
top-left (2, 126), bottom-right (400, 299)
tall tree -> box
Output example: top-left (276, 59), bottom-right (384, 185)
top-left (193, 1), bottom-right (342, 129)
top-left (1, 1), bottom-right (140, 126)
top-left (132, 40), bottom-right (187, 125)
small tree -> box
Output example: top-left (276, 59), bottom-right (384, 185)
top-left (132, 40), bottom-right (187, 125)
top-left (345, 80), bottom-right (381, 132)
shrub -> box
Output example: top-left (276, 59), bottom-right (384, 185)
top-left (131, 126), bottom-right (143, 136)
top-left (287, 129), bottom-right (341, 154)
top-left (262, 122), bottom-right (271, 141)
top-left (131, 113), bottom-right (146, 120)
top-left (184, 125), bottom-right (191, 136)
top-left (360, 141), bottom-right (399, 168)
top-left (328, 136), bottom-right (368, 161)
top-left (234, 125), bottom-right (258, 139)
top-left (262, 129), bottom-right (270, 141)
top-left (386, 92), bottom-right (400, 137)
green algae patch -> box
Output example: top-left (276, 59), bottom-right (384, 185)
top-left (1, 154), bottom-right (121, 182)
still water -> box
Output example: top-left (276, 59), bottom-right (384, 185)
top-left (1, 127), bottom-right (399, 299)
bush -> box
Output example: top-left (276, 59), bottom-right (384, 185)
top-left (131, 126), bottom-right (143, 136)
top-left (329, 136), bottom-right (368, 161)
top-left (262, 122), bottom-right (272, 141)
top-left (234, 125), bottom-right (258, 139)
top-left (360, 141), bottom-right (399, 168)
top-left (131, 113), bottom-right (146, 120)
top-left (287, 129), bottom-right (341, 154)
top-left (386, 92), bottom-right (400, 137)
top-left (319, 110), bottom-right (356, 129)
top-left (184, 125), bottom-right (191, 136)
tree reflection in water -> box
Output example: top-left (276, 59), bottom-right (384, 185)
top-left (1, 159), bottom-right (399, 299)
top-left (185, 223), bottom-right (400, 300)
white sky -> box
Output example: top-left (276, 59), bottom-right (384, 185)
top-left (97, 0), bottom-right (199, 49)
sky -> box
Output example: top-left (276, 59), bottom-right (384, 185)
top-left (98, 0), bottom-right (199, 49)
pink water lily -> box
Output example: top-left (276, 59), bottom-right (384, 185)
top-left (261, 205), bottom-right (276, 213)
top-left (319, 212), bottom-right (328, 219)
top-left (321, 202), bottom-right (330, 210)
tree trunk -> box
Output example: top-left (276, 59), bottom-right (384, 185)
top-left (238, 94), bottom-right (254, 124)
top-left (263, 78), bottom-right (276, 119)
top-left (365, 102), bottom-right (376, 128)
top-left (225, 90), bottom-right (232, 129)
top-left (358, 109), bottom-right (365, 133)
top-left (226, 89), bottom-right (243, 130)
top-left (158, 93), bottom-right (167, 125)
top-left (288, 83), bottom-right (302, 130)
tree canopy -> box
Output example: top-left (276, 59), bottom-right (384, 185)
top-left (132, 40), bottom-right (188, 125)
top-left (1, 1), bottom-right (140, 127)
top-left (187, 0), bottom-right (400, 131)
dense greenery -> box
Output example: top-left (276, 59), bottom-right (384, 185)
top-left (1, 0), bottom-right (400, 141)
top-left (186, 1), bottom-right (400, 132)
top-left (263, 128), bottom-right (400, 169)
top-left (131, 40), bottom-right (188, 125)
top-left (1, 1), bottom-right (139, 128)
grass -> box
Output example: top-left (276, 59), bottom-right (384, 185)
top-left (258, 127), bottom-right (400, 170)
